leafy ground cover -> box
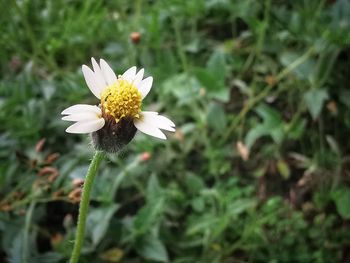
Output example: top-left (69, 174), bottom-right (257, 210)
top-left (1, 0), bottom-right (350, 262)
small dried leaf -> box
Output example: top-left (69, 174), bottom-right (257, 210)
top-left (51, 233), bottom-right (63, 247)
top-left (52, 189), bottom-right (64, 199)
top-left (297, 173), bottom-right (312, 187)
top-left (48, 173), bottom-right (59, 183)
top-left (72, 178), bottom-right (84, 187)
top-left (236, 141), bottom-right (249, 161)
top-left (38, 166), bottom-right (59, 177)
top-left (13, 191), bottom-right (24, 200)
top-left (35, 138), bottom-right (46, 152)
top-left (68, 188), bottom-right (82, 203)
top-left (45, 153), bottom-right (60, 164)
top-left (327, 100), bottom-right (337, 114)
top-left (265, 75), bottom-right (277, 86)
top-left (0, 203), bottom-right (12, 212)
top-left (174, 129), bottom-right (184, 141)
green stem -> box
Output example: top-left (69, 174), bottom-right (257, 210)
top-left (70, 151), bottom-right (105, 263)
top-left (23, 201), bottom-right (36, 263)
top-left (241, 0), bottom-right (271, 74)
top-left (11, 0), bottom-right (39, 60)
top-left (172, 17), bottom-right (188, 72)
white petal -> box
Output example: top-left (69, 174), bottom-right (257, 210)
top-left (66, 118), bottom-right (105, 134)
top-left (133, 68), bottom-right (144, 87)
top-left (122, 66), bottom-right (137, 82)
top-left (61, 104), bottom-right (101, 115)
top-left (141, 111), bottom-right (158, 115)
top-left (141, 112), bottom-right (175, 132)
top-left (62, 112), bottom-right (100, 122)
top-left (138, 77), bottom-right (153, 99)
top-left (133, 118), bottom-right (166, 140)
top-left (100, 59), bottom-right (117, 86)
top-left (142, 111), bottom-right (175, 127)
top-left (82, 65), bottom-right (103, 99)
top-left (91, 57), bottom-right (107, 89)
top-left (157, 115), bottom-right (176, 128)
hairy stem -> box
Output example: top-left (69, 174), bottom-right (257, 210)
top-left (70, 151), bottom-right (104, 263)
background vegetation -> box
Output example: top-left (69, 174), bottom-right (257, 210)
top-left (1, 0), bottom-right (350, 262)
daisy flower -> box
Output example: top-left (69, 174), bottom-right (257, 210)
top-left (61, 58), bottom-right (175, 152)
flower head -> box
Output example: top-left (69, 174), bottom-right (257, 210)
top-left (62, 58), bottom-right (175, 152)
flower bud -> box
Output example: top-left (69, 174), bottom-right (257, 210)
top-left (130, 32), bottom-right (141, 44)
top-left (140, 152), bottom-right (151, 162)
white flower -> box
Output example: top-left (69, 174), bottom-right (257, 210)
top-left (61, 58), bottom-right (175, 141)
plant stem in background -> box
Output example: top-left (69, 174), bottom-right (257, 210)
top-left (224, 46), bottom-right (315, 141)
top-left (11, 0), bottom-right (39, 61)
top-left (172, 17), bottom-right (189, 73)
top-left (70, 151), bottom-right (105, 263)
top-left (23, 201), bottom-right (36, 263)
top-left (242, 0), bottom-right (272, 73)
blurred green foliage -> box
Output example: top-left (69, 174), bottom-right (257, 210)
top-left (1, 0), bottom-right (350, 262)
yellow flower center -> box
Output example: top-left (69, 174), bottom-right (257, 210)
top-left (100, 79), bottom-right (142, 123)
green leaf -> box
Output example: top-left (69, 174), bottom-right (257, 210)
top-left (304, 89), bottom-right (329, 120)
top-left (191, 197), bottom-right (205, 212)
top-left (331, 187), bottom-right (350, 219)
top-left (147, 174), bottom-right (162, 202)
top-left (186, 215), bottom-right (220, 235)
top-left (206, 50), bottom-right (227, 83)
top-left (255, 104), bottom-right (283, 126)
top-left (86, 204), bottom-right (119, 246)
top-left (194, 68), bottom-right (226, 93)
top-left (245, 125), bottom-right (269, 149)
top-left (228, 199), bottom-right (257, 216)
top-left (245, 104), bottom-right (284, 148)
top-left (194, 51), bottom-right (229, 101)
top-left (184, 173), bottom-right (205, 195)
top-left (133, 198), bottom-right (164, 236)
top-left (326, 135), bottom-right (341, 156)
top-left (207, 102), bottom-right (227, 133)
top-left (162, 74), bottom-right (201, 105)
top-left (280, 51), bottom-right (315, 80)
top-left (193, 68), bottom-right (230, 101)
top-left (287, 118), bottom-right (306, 139)
top-left (9, 233), bottom-right (22, 263)
top-left (210, 88), bottom-right (230, 102)
top-left (136, 235), bottom-right (169, 262)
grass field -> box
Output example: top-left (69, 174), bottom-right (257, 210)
top-left (1, 0), bottom-right (350, 262)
